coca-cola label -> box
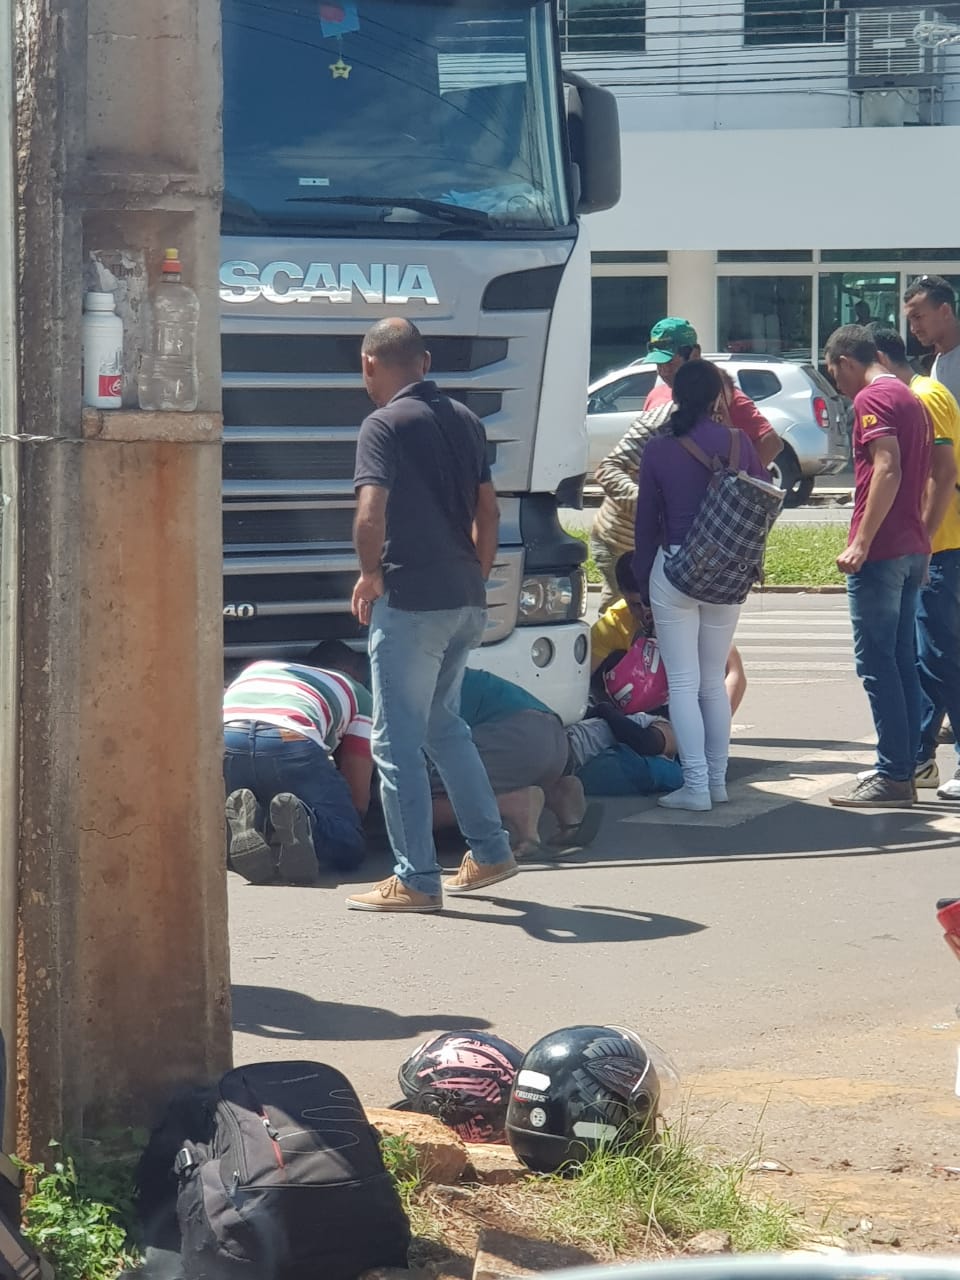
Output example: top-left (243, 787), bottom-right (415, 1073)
top-left (98, 373), bottom-right (122, 398)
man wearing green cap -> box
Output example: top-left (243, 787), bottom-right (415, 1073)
top-left (643, 316), bottom-right (700, 401)
top-left (642, 320), bottom-right (782, 466)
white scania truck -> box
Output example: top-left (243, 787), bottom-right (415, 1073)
top-left (220, 0), bottom-right (620, 723)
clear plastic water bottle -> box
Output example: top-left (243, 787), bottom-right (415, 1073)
top-left (137, 247), bottom-right (199, 411)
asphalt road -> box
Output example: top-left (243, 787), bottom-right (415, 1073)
top-left (228, 594), bottom-right (960, 1240)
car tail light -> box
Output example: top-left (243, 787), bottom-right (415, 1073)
top-left (813, 396), bottom-right (829, 429)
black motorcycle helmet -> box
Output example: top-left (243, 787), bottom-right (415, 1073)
top-left (395, 1030), bottom-right (524, 1143)
top-left (505, 1025), bottom-right (661, 1174)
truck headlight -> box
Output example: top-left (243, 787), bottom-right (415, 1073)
top-left (517, 570), bottom-right (584, 624)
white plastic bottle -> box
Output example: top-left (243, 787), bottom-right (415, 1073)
top-left (82, 291), bottom-right (124, 409)
top-left (137, 247), bottom-right (200, 411)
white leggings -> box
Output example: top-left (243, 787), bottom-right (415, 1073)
top-left (649, 548), bottom-right (741, 793)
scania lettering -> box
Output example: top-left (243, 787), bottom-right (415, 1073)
top-left (220, 0), bottom-right (620, 722)
top-left (220, 261), bottom-right (441, 306)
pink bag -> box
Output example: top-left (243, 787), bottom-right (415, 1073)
top-left (602, 637), bottom-right (669, 714)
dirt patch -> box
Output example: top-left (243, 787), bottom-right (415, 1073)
top-left (677, 1026), bottom-right (960, 1254)
top-left (782, 1166), bottom-right (960, 1252)
top-left (407, 1182), bottom-right (677, 1278)
top-left (404, 1164), bottom-right (960, 1275)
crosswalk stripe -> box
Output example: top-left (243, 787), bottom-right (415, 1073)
top-left (737, 660), bottom-right (854, 671)
top-left (746, 677), bottom-right (846, 684)
top-left (736, 621), bottom-right (851, 628)
top-left (734, 646), bottom-right (853, 655)
top-left (734, 607), bottom-right (854, 683)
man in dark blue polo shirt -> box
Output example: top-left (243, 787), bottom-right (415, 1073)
top-left (346, 318), bottom-right (517, 912)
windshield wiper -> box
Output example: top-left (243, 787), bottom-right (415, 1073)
top-left (223, 191), bottom-right (269, 228)
top-left (286, 194), bottom-right (492, 227)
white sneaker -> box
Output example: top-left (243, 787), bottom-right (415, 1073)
top-left (937, 768), bottom-right (960, 800)
top-left (710, 784), bottom-right (729, 804)
top-left (658, 787), bottom-right (712, 812)
top-left (915, 758), bottom-right (941, 789)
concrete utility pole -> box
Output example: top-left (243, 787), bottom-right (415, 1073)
top-left (11, 0), bottom-right (231, 1155)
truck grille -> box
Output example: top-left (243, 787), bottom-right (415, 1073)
top-left (222, 332), bottom-right (519, 656)
top-left (223, 333), bottom-right (508, 374)
top-left (225, 438), bottom-right (356, 483)
top-left (222, 549), bottom-right (523, 658)
top-left (223, 504), bottom-right (355, 548)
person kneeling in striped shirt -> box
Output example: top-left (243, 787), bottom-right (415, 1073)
top-left (223, 640), bottom-right (373, 884)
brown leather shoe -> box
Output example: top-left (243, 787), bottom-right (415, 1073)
top-left (446, 853), bottom-right (518, 895)
top-left (345, 875), bottom-right (442, 913)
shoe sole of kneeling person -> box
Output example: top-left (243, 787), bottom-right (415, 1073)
top-left (270, 793), bottom-right (321, 884)
top-left (226, 789), bottom-right (276, 884)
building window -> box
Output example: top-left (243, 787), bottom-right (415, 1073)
top-left (817, 272), bottom-right (900, 359)
top-left (590, 275), bottom-right (666, 379)
top-left (561, 0), bottom-right (645, 53)
top-left (822, 248), bottom-right (960, 262)
top-left (718, 276), bottom-right (813, 361)
top-left (744, 0), bottom-right (844, 46)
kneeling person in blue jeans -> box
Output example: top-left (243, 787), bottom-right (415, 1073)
top-left (224, 640), bottom-right (373, 883)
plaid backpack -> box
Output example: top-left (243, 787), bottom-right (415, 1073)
top-left (664, 429), bottom-right (784, 605)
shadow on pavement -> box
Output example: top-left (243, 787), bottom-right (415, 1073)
top-left (232, 986), bottom-right (492, 1040)
top-left (732, 737), bottom-right (872, 752)
top-left (523, 790), bottom-right (958, 872)
top-left (439, 896), bottom-right (706, 943)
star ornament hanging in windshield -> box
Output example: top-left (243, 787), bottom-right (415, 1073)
top-left (329, 57), bottom-right (352, 78)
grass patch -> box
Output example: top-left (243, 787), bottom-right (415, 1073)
top-left (566, 520), bottom-right (849, 591)
top-left (390, 1120), bottom-right (802, 1264)
top-left (531, 1124), bottom-right (802, 1257)
top-left (380, 1132), bottom-right (441, 1242)
top-left (565, 525), bottom-right (602, 584)
top-left (16, 1138), bottom-right (143, 1280)
top-left (763, 523), bottom-right (847, 587)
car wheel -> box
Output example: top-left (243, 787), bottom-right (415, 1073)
top-left (768, 446), bottom-right (805, 508)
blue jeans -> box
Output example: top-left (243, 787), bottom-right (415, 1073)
top-left (917, 548), bottom-right (960, 763)
top-left (369, 600), bottom-right (512, 896)
top-left (223, 724), bottom-right (365, 869)
top-left (576, 747), bottom-right (683, 797)
top-left (847, 553), bottom-right (927, 781)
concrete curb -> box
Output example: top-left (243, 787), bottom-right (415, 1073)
top-left (586, 583), bottom-right (846, 596)
top-left (581, 488), bottom-right (855, 509)
top-left (753, 584), bottom-right (846, 594)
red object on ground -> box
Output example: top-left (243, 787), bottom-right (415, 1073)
top-left (937, 899), bottom-right (960, 962)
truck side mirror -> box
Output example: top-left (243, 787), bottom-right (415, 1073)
top-left (563, 73), bottom-right (621, 215)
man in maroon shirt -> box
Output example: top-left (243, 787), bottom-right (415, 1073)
top-left (824, 325), bottom-right (932, 808)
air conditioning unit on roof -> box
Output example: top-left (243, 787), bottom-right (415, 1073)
top-left (849, 7), bottom-right (944, 88)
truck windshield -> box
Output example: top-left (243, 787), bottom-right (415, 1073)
top-left (222, 0), bottom-right (571, 236)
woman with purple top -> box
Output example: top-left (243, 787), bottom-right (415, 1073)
top-left (632, 361), bottom-right (768, 812)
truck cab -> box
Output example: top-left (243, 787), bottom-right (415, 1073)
top-left (220, 0), bottom-right (620, 723)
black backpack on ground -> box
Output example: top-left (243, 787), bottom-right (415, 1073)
top-left (135, 1061), bottom-right (410, 1280)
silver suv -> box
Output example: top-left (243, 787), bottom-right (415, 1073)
top-left (586, 353), bottom-right (849, 506)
